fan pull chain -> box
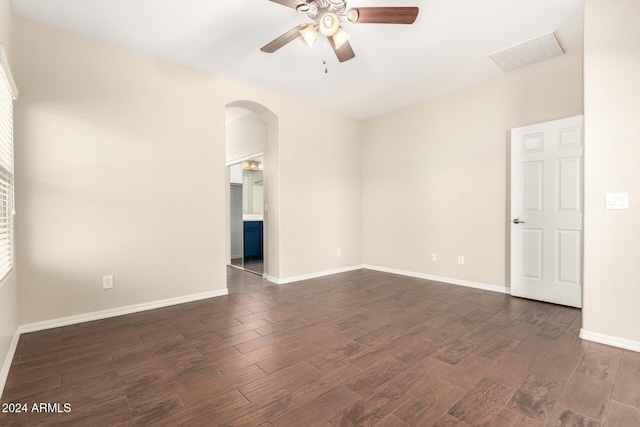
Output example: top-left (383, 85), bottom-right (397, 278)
top-left (323, 40), bottom-right (328, 74)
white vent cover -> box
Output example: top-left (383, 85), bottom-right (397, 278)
top-left (489, 31), bottom-right (565, 72)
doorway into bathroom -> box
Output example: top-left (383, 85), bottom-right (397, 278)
top-left (228, 156), bottom-right (264, 275)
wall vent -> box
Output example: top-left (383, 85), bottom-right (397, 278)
top-left (489, 31), bottom-right (565, 72)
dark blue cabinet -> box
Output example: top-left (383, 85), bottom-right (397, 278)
top-left (243, 221), bottom-right (263, 261)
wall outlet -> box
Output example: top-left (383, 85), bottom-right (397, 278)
top-left (458, 256), bottom-right (465, 265)
top-left (336, 248), bottom-right (342, 257)
top-left (103, 275), bottom-right (114, 289)
top-left (431, 253), bottom-right (437, 262)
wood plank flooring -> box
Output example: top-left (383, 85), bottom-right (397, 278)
top-left (2, 268), bottom-right (640, 426)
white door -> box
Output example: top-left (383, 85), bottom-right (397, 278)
top-left (510, 116), bottom-right (583, 308)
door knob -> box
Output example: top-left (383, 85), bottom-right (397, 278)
top-left (512, 218), bottom-right (526, 224)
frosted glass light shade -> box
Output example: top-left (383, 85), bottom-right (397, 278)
top-left (332, 27), bottom-right (350, 49)
top-left (299, 25), bottom-right (318, 47)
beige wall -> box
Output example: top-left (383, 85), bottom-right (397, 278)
top-left (225, 113), bottom-right (266, 163)
top-left (362, 54), bottom-right (583, 289)
top-left (0, 0), bottom-right (19, 383)
top-left (14, 17), bottom-right (363, 324)
top-left (14, 17), bottom-right (226, 324)
top-left (583, 0), bottom-right (640, 343)
top-left (280, 113), bottom-right (363, 277)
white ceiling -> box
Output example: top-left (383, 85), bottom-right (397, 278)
top-left (11, 0), bottom-right (584, 120)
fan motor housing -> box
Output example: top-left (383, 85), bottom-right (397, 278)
top-left (306, 0), bottom-right (347, 20)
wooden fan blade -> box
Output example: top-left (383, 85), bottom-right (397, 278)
top-left (346, 7), bottom-right (419, 24)
top-left (268, 0), bottom-right (306, 10)
top-left (260, 25), bottom-right (304, 53)
top-left (329, 38), bottom-right (356, 63)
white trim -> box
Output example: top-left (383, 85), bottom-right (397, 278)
top-left (267, 265), bottom-right (509, 293)
top-left (0, 328), bottom-right (20, 396)
top-left (265, 274), bottom-right (279, 283)
top-left (0, 45), bottom-right (18, 99)
top-left (268, 265), bottom-right (364, 285)
top-left (225, 151), bottom-right (264, 167)
top-left (580, 328), bottom-right (640, 353)
top-left (19, 288), bottom-right (229, 334)
top-left (363, 264), bottom-right (510, 294)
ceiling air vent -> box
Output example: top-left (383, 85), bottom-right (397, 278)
top-left (489, 31), bottom-right (565, 72)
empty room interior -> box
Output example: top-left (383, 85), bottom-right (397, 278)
top-left (1, 0), bottom-right (640, 425)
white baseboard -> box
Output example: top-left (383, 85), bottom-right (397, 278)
top-left (580, 328), bottom-right (640, 353)
top-left (19, 288), bottom-right (229, 334)
top-left (265, 274), bottom-right (278, 284)
top-left (363, 264), bottom-right (510, 294)
top-left (268, 265), bottom-right (365, 285)
top-left (266, 264), bottom-right (508, 295)
top-left (0, 329), bottom-right (21, 398)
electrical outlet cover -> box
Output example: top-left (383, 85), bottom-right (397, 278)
top-left (103, 275), bottom-right (114, 289)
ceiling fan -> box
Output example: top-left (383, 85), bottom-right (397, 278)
top-left (261, 0), bottom-right (419, 63)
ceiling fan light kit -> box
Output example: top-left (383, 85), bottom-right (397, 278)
top-left (262, 0), bottom-right (419, 63)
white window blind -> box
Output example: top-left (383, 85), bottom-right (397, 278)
top-left (0, 53), bottom-right (15, 282)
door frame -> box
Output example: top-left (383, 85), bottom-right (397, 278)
top-left (226, 152), bottom-right (266, 276)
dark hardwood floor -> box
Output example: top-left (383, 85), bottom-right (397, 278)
top-left (1, 268), bottom-right (640, 426)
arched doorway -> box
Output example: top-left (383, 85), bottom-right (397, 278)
top-left (224, 101), bottom-right (280, 281)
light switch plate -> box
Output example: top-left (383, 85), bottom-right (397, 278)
top-left (606, 193), bottom-right (629, 209)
